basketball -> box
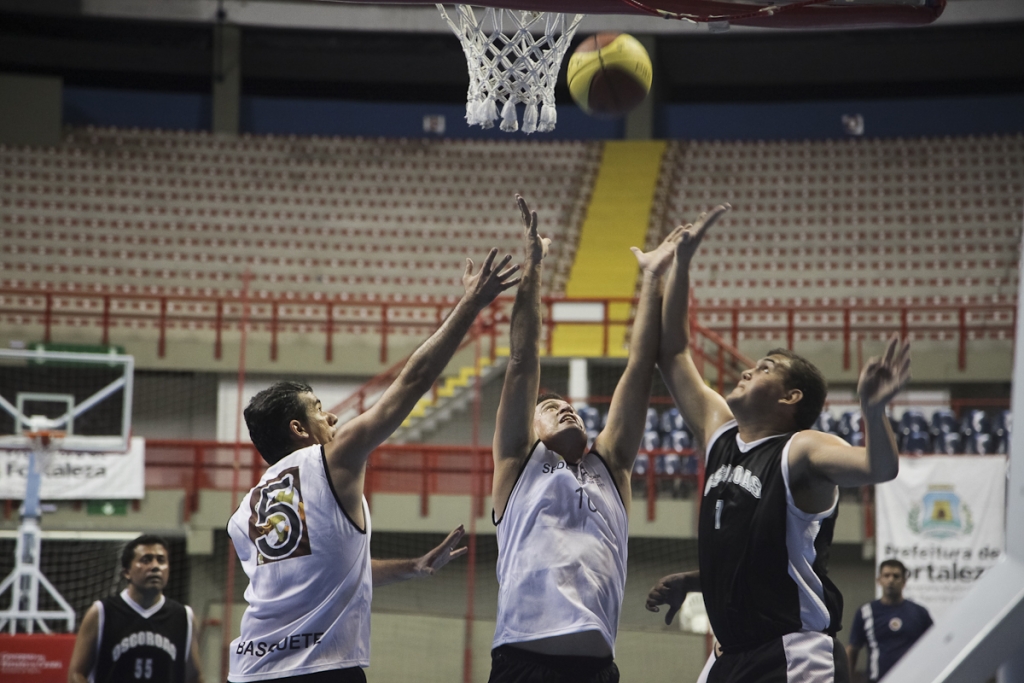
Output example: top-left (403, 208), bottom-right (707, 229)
top-left (566, 33), bottom-right (653, 118)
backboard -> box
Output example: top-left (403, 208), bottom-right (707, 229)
top-left (0, 348), bottom-right (134, 453)
top-left (364, 0), bottom-right (946, 29)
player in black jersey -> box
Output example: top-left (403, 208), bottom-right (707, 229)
top-left (644, 205), bottom-right (911, 683)
top-left (68, 534), bottom-right (204, 683)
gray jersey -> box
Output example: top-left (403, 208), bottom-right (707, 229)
top-left (493, 441), bottom-right (628, 653)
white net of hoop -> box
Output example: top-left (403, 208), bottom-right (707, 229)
top-left (28, 430), bottom-right (63, 472)
top-left (437, 5), bottom-right (584, 134)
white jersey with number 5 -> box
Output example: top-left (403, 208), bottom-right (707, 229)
top-left (493, 441), bottom-right (628, 654)
top-left (227, 444), bottom-right (372, 681)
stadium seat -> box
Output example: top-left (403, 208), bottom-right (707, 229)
top-left (838, 411), bottom-right (864, 447)
top-left (813, 411), bottom-right (839, 436)
top-left (993, 409), bottom-right (1011, 454)
top-left (935, 431), bottom-right (964, 455)
top-left (656, 453), bottom-right (682, 476)
top-left (961, 409), bottom-right (994, 455)
top-left (898, 410), bottom-right (931, 452)
top-left (903, 427), bottom-right (932, 455)
top-left (665, 430), bottom-right (693, 452)
top-left (577, 406), bottom-right (601, 433)
top-left (644, 408), bottom-right (660, 434)
top-left (930, 409), bottom-right (959, 441)
top-left (641, 430), bottom-right (661, 452)
top-left (659, 407), bottom-right (686, 435)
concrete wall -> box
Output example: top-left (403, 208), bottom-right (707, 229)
top-left (0, 72), bottom-right (61, 147)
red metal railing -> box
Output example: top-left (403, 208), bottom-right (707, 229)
top-left (1, 287), bottom-right (1013, 370)
top-left (698, 301), bottom-right (1016, 371)
top-left (140, 439), bottom-right (702, 523)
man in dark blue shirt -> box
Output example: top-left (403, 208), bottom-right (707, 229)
top-left (847, 559), bottom-right (933, 682)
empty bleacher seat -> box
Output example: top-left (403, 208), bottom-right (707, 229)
top-left (659, 407), bottom-right (687, 435)
top-left (993, 409), bottom-right (1011, 455)
top-left (813, 411), bottom-right (839, 436)
top-left (838, 411), bottom-right (864, 447)
top-left (659, 135), bottom-right (1023, 307)
top-left (898, 410), bottom-right (931, 453)
top-left (644, 408), bottom-right (659, 434)
top-left (1, 127), bottom-right (600, 302)
top-left (961, 409), bottom-right (993, 454)
top-left (665, 429), bottom-right (693, 452)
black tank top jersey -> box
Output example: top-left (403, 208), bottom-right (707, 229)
top-left (698, 423), bottom-right (842, 652)
top-left (94, 594), bottom-right (190, 683)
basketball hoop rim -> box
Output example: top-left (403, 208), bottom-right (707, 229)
top-left (24, 430), bottom-right (67, 448)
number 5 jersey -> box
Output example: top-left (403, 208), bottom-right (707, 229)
top-left (227, 444), bottom-right (372, 681)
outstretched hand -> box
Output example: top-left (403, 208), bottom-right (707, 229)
top-left (858, 335), bottom-right (911, 410)
top-left (517, 194), bottom-right (550, 266)
top-left (631, 225), bottom-right (685, 276)
top-left (645, 572), bottom-right (696, 626)
top-left (673, 204), bottom-right (731, 265)
top-left (463, 249), bottom-right (520, 308)
top-left (413, 525), bottom-right (469, 578)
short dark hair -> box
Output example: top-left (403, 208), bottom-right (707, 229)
top-left (767, 348), bottom-right (827, 431)
top-left (879, 558), bottom-right (908, 578)
top-left (245, 381), bottom-right (313, 465)
top-left (121, 534), bottom-right (169, 572)
top-left (537, 392), bottom-right (566, 406)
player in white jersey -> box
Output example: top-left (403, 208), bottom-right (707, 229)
top-left (227, 246), bottom-right (519, 683)
top-left (644, 205), bottom-right (912, 683)
top-left (488, 195), bottom-right (682, 683)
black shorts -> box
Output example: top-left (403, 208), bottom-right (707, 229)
top-left (227, 667), bottom-right (366, 683)
top-left (701, 633), bottom-right (850, 683)
top-left (488, 645), bottom-right (619, 683)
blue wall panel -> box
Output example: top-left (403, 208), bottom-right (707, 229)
top-left (658, 95), bottom-right (1024, 141)
top-left (240, 95), bottom-right (623, 140)
top-left (61, 86), bottom-right (1024, 141)
top-left (64, 87), bottom-right (212, 131)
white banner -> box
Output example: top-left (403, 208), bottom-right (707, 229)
top-left (875, 455), bottom-right (1006, 619)
top-left (0, 437), bottom-right (145, 500)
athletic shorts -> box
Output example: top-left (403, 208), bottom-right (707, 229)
top-left (226, 667), bottom-right (366, 683)
top-left (697, 632), bottom-right (850, 683)
top-left (487, 645), bottom-right (619, 683)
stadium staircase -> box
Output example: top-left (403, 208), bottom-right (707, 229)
top-left (553, 140), bottom-right (668, 357)
top-left (393, 352), bottom-right (509, 443)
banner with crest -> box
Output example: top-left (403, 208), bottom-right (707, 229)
top-left (875, 455), bottom-right (1006, 619)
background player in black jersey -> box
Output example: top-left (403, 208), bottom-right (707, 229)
top-left (68, 534), bottom-right (204, 683)
top-left (644, 204), bottom-right (911, 683)
top-left (487, 195), bottom-right (681, 683)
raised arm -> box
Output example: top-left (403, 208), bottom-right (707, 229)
top-left (658, 205), bottom-right (734, 449)
top-left (326, 248), bottom-right (519, 522)
top-left (788, 336), bottom-right (911, 513)
top-left (593, 227), bottom-right (681, 503)
top-left (492, 195), bottom-right (549, 520)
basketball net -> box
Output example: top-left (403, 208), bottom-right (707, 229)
top-left (26, 429), bottom-right (64, 484)
top-left (438, 5), bottom-right (584, 134)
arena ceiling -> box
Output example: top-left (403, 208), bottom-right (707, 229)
top-left (0, 0), bottom-right (1022, 104)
